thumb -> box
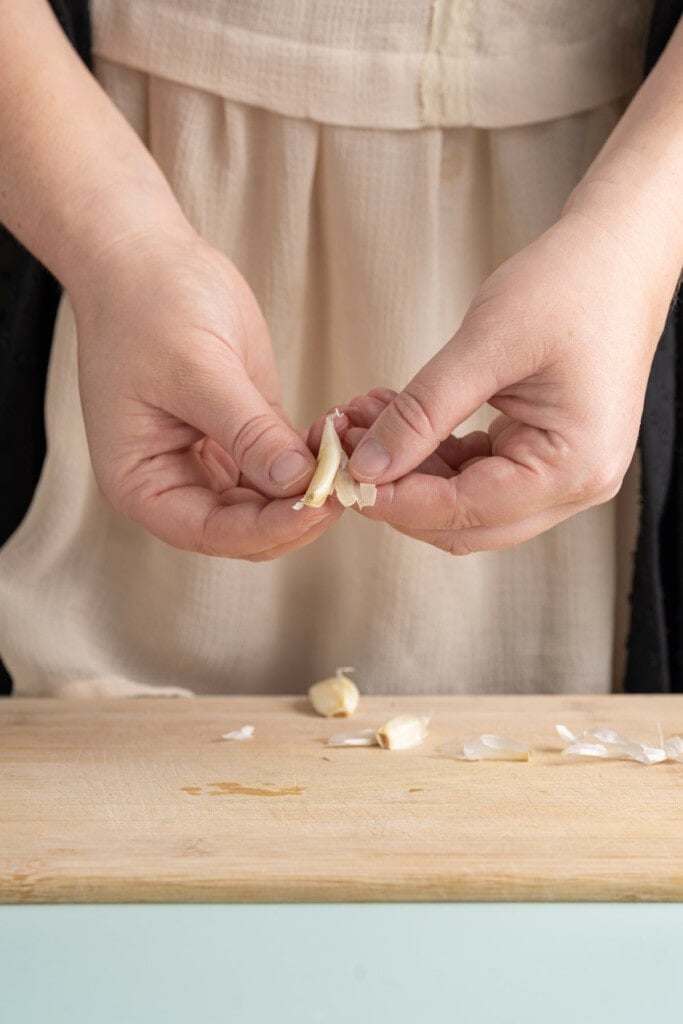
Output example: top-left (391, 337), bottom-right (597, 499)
top-left (348, 333), bottom-right (499, 483)
top-left (170, 359), bottom-right (316, 498)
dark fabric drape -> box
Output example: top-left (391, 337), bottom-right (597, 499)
top-left (624, 2), bottom-right (683, 693)
top-left (0, 1), bottom-right (680, 694)
top-left (0, 1), bottom-right (91, 693)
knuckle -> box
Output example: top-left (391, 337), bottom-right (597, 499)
top-left (232, 412), bottom-right (280, 467)
top-left (444, 503), bottom-right (481, 532)
top-left (246, 549), bottom-right (278, 563)
top-left (573, 457), bottom-right (626, 505)
top-left (390, 385), bottom-right (438, 443)
top-left (442, 482), bottom-right (482, 532)
top-left (200, 504), bottom-right (227, 557)
top-left (442, 534), bottom-right (476, 557)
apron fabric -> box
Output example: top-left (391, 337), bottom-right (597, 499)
top-left (0, 0), bottom-right (652, 696)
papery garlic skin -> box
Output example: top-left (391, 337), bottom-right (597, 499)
top-left (327, 728), bottom-right (378, 747)
top-left (556, 724), bottom-right (683, 765)
top-left (308, 667), bottom-right (359, 717)
top-left (222, 725), bottom-right (255, 741)
top-left (377, 714), bottom-right (429, 750)
top-left (461, 735), bottom-right (531, 761)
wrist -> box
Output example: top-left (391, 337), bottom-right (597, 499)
top-left (562, 163), bottom-right (683, 304)
top-left (56, 166), bottom-right (196, 300)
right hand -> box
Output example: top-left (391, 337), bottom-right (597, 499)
top-left (71, 228), bottom-right (342, 560)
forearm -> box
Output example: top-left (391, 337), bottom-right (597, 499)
top-left (565, 17), bottom-right (683, 293)
top-left (0, 0), bottom-right (189, 295)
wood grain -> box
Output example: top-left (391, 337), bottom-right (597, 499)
top-left (1, 695), bottom-right (683, 903)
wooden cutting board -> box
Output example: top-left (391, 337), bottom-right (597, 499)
top-left (2, 695), bottom-right (683, 903)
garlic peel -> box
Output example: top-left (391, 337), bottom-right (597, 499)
top-left (445, 735), bottom-right (532, 762)
top-left (222, 725), bottom-right (254, 741)
top-left (557, 724), bottom-right (683, 765)
top-left (327, 728), bottom-right (378, 747)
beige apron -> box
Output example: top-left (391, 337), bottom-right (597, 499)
top-left (0, 0), bottom-right (652, 696)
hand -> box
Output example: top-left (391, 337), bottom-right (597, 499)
top-left (343, 209), bottom-right (675, 555)
top-left (72, 229), bottom-right (341, 559)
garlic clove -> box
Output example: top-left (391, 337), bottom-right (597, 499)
top-left (292, 412), bottom-right (377, 511)
top-left (308, 667), bottom-right (359, 717)
top-left (296, 416), bottom-right (343, 509)
top-left (376, 713), bottom-right (429, 751)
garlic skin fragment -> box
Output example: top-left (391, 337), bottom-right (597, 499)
top-left (557, 724), bottom-right (683, 765)
top-left (334, 455), bottom-right (378, 510)
top-left (308, 667), bottom-right (360, 718)
top-left (377, 714), bottom-right (429, 751)
top-left (292, 413), bottom-right (377, 511)
top-left (222, 725), bottom-right (255, 741)
top-left (458, 735), bottom-right (532, 762)
top-left (327, 728), bottom-right (378, 747)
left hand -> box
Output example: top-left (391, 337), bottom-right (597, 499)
top-left (330, 208), bottom-right (676, 555)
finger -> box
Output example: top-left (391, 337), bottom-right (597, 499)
top-left (167, 352), bottom-right (316, 499)
top-left (345, 425), bottom-right (490, 479)
top-left (306, 408), bottom-right (350, 454)
top-left (245, 515), bottom-right (340, 561)
top-left (367, 386), bottom-right (398, 404)
top-left (121, 450), bottom-right (341, 556)
top-left (193, 437), bottom-right (240, 490)
top-left (431, 430), bottom-right (492, 471)
top-left (308, 395), bottom-right (390, 451)
top-left (390, 500), bottom-right (582, 555)
top-left (348, 327), bottom-right (506, 483)
top-left (487, 413), bottom-right (515, 447)
top-left (360, 438), bottom-right (564, 532)
top-left (344, 394), bottom-right (391, 429)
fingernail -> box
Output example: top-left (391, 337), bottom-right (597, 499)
top-left (349, 438), bottom-right (391, 480)
top-left (270, 450), bottom-right (311, 488)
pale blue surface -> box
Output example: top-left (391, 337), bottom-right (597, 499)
top-left (1, 904), bottom-right (680, 1024)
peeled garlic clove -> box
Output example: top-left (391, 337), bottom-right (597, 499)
top-left (376, 714), bottom-right (429, 751)
top-left (308, 667), bottom-right (359, 717)
top-left (292, 411), bottom-right (378, 511)
top-left (294, 415), bottom-right (343, 509)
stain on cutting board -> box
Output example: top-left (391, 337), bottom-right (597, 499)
top-left (181, 781), bottom-right (303, 798)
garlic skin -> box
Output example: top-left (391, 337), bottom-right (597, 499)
top-left (221, 725), bottom-right (255, 741)
top-left (458, 735), bottom-right (531, 761)
top-left (308, 667), bottom-right (360, 717)
top-left (327, 728), bottom-right (378, 747)
top-left (377, 714), bottom-right (429, 750)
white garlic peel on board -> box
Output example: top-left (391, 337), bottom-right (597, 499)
top-left (221, 725), bottom-right (255, 741)
top-left (557, 724), bottom-right (683, 765)
top-left (292, 412), bottom-right (377, 511)
top-left (450, 735), bottom-right (532, 762)
top-left (308, 667), bottom-right (360, 717)
top-left (327, 728), bottom-right (378, 747)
